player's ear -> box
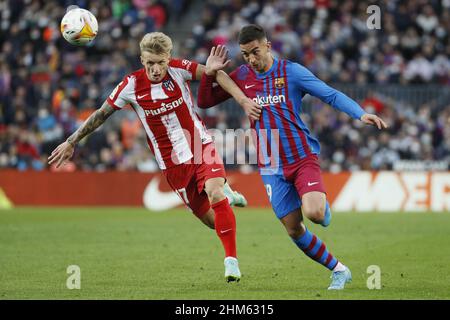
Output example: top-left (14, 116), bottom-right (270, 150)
top-left (266, 41), bottom-right (272, 51)
top-left (140, 55), bottom-right (144, 66)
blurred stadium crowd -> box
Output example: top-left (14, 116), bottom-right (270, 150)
top-left (0, 0), bottom-right (449, 172)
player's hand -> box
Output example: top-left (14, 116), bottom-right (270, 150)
top-left (361, 113), bottom-right (388, 129)
top-left (48, 140), bottom-right (75, 168)
top-left (239, 97), bottom-right (262, 121)
top-left (205, 45), bottom-right (231, 76)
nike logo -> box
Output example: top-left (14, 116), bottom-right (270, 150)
top-left (307, 182), bottom-right (319, 186)
top-left (211, 168), bottom-right (221, 172)
top-left (137, 93), bottom-right (149, 99)
top-left (220, 228), bottom-right (232, 234)
top-left (244, 84), bottom-right (255, 89)
top-left (143, 176), bottom-right (183, 211)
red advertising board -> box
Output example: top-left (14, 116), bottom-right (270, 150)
top-left (0, 170), bottom-right (449, 211)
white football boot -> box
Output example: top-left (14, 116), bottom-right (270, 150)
top-left (223, 183), bottom-right (248, 207)
top-left (224, 257), bottom-right (241, 282)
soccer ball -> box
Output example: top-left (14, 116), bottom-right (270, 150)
top-left (60, 8), bottom-right (98, 46)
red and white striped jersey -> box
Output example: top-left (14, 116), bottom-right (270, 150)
top-left (107, 59), bottom-right (212, 170)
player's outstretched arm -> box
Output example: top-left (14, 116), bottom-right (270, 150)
top-left (196, 45), bottom-right (232, 108)
top-left (215, 70), bottom-right (262, 121)
top-left (204, 45), bottom-right (231, 76)
top-left (197, 45), bottom-right (262, 120)
top-left (48, 101), bottom-right (116, 168)
top-left (293, 63), bottom-right (388, 129)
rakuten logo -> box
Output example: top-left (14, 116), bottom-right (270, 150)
top-left (145, 97), bottom-right (184, 117)
top-left (253, 94), bottom-right (286, 106)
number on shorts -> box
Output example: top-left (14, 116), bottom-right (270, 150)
top-left (265, 184), bottom-right (272, 202)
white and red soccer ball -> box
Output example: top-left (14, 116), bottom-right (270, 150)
top-left (60, 7), bottom-right (98, 46)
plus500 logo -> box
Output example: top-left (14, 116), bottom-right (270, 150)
top-left (145, 97), bottom-right (184, 117)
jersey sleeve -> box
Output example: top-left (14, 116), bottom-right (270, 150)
top-left (169, 59), bottom-right (199, 81)
top-left (197, 69), bottom-right (237, 108)
top-left (292, 63), bottom-right (366, 120)
top-left (106, 75), bottom-right (135, 110)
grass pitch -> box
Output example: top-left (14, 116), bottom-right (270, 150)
top-left (1, 207), bottom-right (449, 299)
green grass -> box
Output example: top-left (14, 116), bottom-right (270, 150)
top-left (1, 207), bottom-right (450, 299)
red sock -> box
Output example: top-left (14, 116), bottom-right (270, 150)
top-left (211, 198), bottom-right (237, 258)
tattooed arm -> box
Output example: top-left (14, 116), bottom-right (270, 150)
top-left (66, 101), bottom-right (116, 146)
top-left (48, 101), bottom-right (116, 168)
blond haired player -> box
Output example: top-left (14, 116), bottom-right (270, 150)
top-left (49, 32), bottom-right (260, 282)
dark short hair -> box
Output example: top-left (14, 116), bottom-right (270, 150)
top-left (238, 24), bottom-right (267, 44)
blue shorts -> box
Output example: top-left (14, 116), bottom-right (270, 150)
top-left (260, 155), bottom-right (326, 219)
top-left (261, 172), bottom-right (302, 219)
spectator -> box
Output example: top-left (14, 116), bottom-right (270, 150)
top-left (0, 0), bottom-right (448, 172)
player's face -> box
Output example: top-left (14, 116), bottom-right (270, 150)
top-left (141, 51), bottom-right (170, 82)
top-left (240, 39), bottom-right (272, 73)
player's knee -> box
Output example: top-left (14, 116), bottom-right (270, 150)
top-left (302, 202), bottom-right (325, 224)
top-left (206, 184), bottom-right (226, 203)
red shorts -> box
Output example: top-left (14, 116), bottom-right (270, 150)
top-left (283, 154), bottom-right (326, 198)
top-left (162, 143), bottom-right (226, 217)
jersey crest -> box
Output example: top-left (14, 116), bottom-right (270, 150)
top-left (163, 79), bottom-right (175, 91)
top-left (275, 77), bottom-right (285, 89)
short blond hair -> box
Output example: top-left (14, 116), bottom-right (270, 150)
top-left (139, 32), bottom-right (173, 55)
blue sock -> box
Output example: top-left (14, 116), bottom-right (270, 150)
top-left (321, 201), bottom-right (331, 227)
top-left (292, 228), bottom-right (338, 270)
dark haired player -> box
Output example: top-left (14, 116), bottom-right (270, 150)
top-left (198, 25), bottom-right (387, 290)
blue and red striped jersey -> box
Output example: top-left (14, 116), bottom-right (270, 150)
top-left (226, 58), bottom-right (366, 169)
